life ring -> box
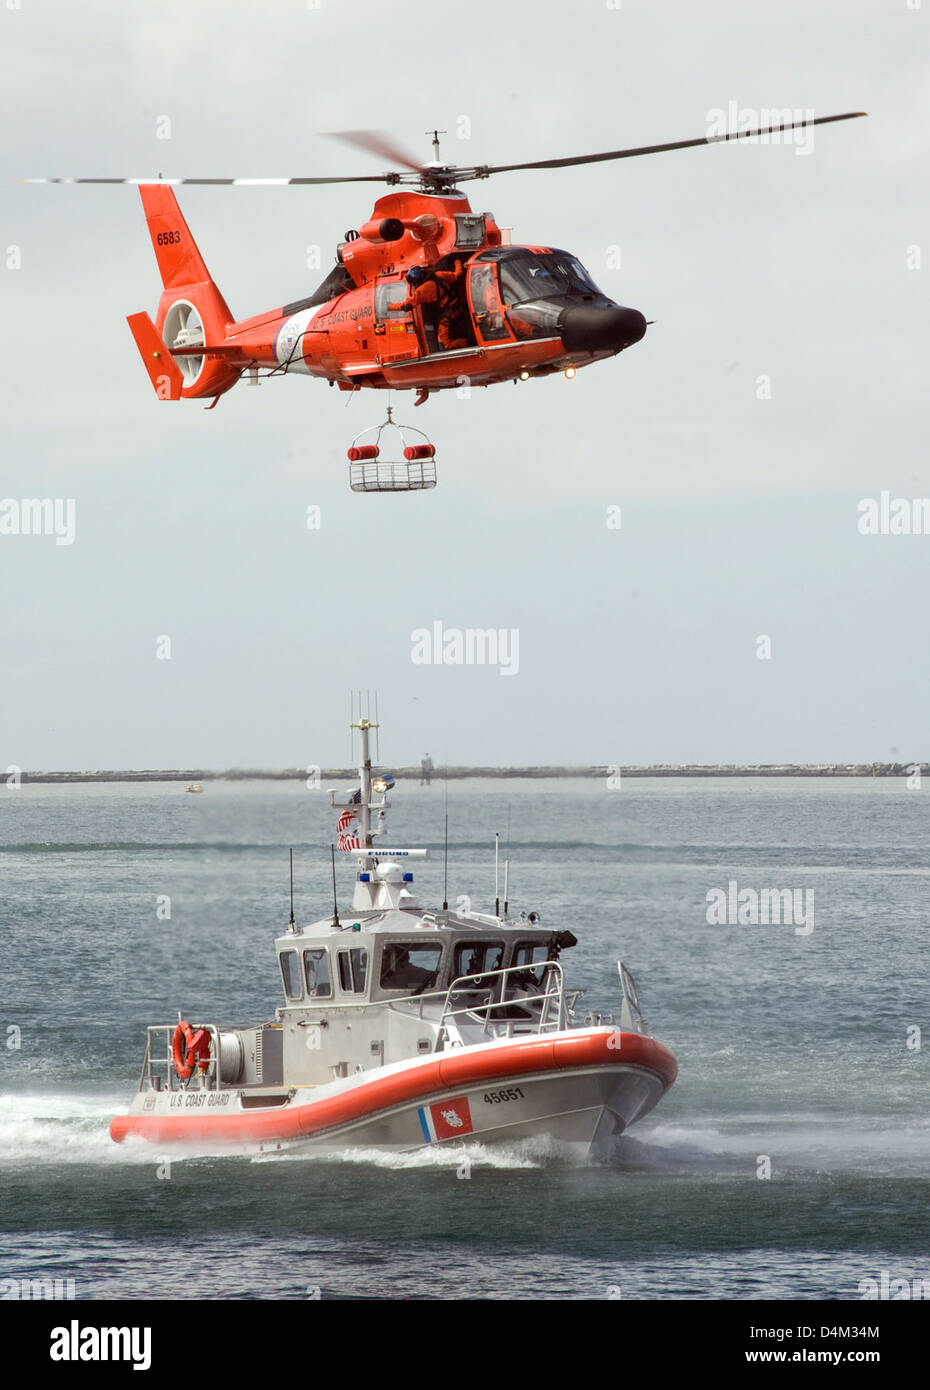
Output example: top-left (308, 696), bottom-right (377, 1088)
top-left (172, 1020), bottom-right (210, 1080)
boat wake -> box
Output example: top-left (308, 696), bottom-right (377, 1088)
top-left (0, 1094), bottom-right (591, 1171)
top-left (618, 1116), bottom-right (930, 1176)
top-left (0, 1093), bottom-right (150, 1167)
top-left (251, 1133), bottom-right (588, 1170)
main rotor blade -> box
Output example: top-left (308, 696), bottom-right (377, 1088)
top-left (22, 175), bottom-right (390, 185)
top-left (24, 113), bottom-right (866, 190)
top-left (324, 128), bottom-right (426, 175)
top-left (476, 112), bottom-right (867, 177)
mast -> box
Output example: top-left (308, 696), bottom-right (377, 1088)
top-left (333, 712), bottom-right (428, 911)
top-left (353, 716), bottom-right (376, 850)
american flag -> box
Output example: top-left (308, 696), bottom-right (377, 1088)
top-left (336, 804), bottom-right (361, 851)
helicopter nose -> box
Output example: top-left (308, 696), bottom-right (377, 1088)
top-left (558, 304), bottom-right (647, 354)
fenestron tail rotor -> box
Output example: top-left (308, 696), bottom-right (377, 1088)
top-left (24, 112), bottom-right (866, 193)
top-left (162, 301), bottom-right (205, 386)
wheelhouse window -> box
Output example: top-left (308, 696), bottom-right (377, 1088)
top-left (337, 947), bottom-right (369, 994)
top-left (510, 942), bottom-right (551, 992)
top-left (453, 940), bottom-right (505, 983)
top-left (380, 943), bottom-right (443, 993)
top-left (279, 949), bottom-right (302, 1000)
top-left (303, 948), bottom-right (332, 998)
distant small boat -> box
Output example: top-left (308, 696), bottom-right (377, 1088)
top-left (185, 783), bottom-right (203, 794)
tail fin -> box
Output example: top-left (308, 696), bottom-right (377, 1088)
top-left (140, 185), bottom-right (224, 296)
top-left (136, 185), bottom-right (239, 401)
top-left (126, 311), bottom-right (184, 400)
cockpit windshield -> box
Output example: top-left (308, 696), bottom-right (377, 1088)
top-left (498, 252), bottom-right (602, 306)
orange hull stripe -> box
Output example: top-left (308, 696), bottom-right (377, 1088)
top-left (109, 1030), bottom-right (676, 1144)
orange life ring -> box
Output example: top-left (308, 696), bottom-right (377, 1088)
top-left (172, 1020), bottom-right (210, 1080)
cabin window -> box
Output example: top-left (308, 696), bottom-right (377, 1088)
top-left (379, 943), bottom-right (443, 993)
top-left (303, 948), bottom-right (332, 998)
top-left (337, 947), bottom-right (369, 994)
top-left (374, 281), bottom-right (410, 322)
top-left (279, 949), bottom-right (302, 1000)
top-left (453, 941), bottom-right (504, 982)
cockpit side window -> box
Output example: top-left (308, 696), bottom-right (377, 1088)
top-left (468, 265), bottom-right (511, 342)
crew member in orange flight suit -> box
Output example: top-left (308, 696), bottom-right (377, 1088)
top-left (390, 262), bottom-right (468, 350)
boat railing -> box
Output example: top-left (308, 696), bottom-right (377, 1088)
top-left (617, 960), bottom-right (647, 1034)
top-left (437, 961), bottom-right (567, 1040)
top-left (138, 1023), bottom-right (223, 1093)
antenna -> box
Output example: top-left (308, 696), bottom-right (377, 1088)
top-left (442, 812), bottom-right (449, 911)
top-left (494, 833), bottom-right (500, 918)
top-left (442, 746), bottom-right (450, 910)
top-left (503, 858), bottom-right (510, 919)
top-left (288, 847), bottom-right (295, 930)
top-left (330, 844), bottom-right (341, 929)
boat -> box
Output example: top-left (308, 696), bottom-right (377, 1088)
top-left (110, 718), bottom-right (677, 1156)
top-left (185, 783), bottom-right (203, 794)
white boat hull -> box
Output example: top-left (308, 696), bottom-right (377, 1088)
top-left (111, 1026), bottom-right (677, 1156)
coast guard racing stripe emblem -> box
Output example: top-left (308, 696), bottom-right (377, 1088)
top-left (418, 1096), bottom-right (474, 1142)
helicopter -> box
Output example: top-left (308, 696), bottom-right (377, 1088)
top-left (29, 117), bottom-right (864, 485)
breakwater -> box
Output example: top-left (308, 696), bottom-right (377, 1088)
top-left (15, 762), bottom-right (927, 784)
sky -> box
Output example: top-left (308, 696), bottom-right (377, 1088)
top-left (1, 0), bottom-right (928, 771)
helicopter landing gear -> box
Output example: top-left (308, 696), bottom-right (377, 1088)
top-left (347, 406), bottom-right (437, 493)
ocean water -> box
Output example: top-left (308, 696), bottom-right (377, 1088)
top-left (1, 776), bottom-right (928, 1301)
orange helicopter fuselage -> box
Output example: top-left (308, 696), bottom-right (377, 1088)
top-left (133, 185), bottom-right (647, 404)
